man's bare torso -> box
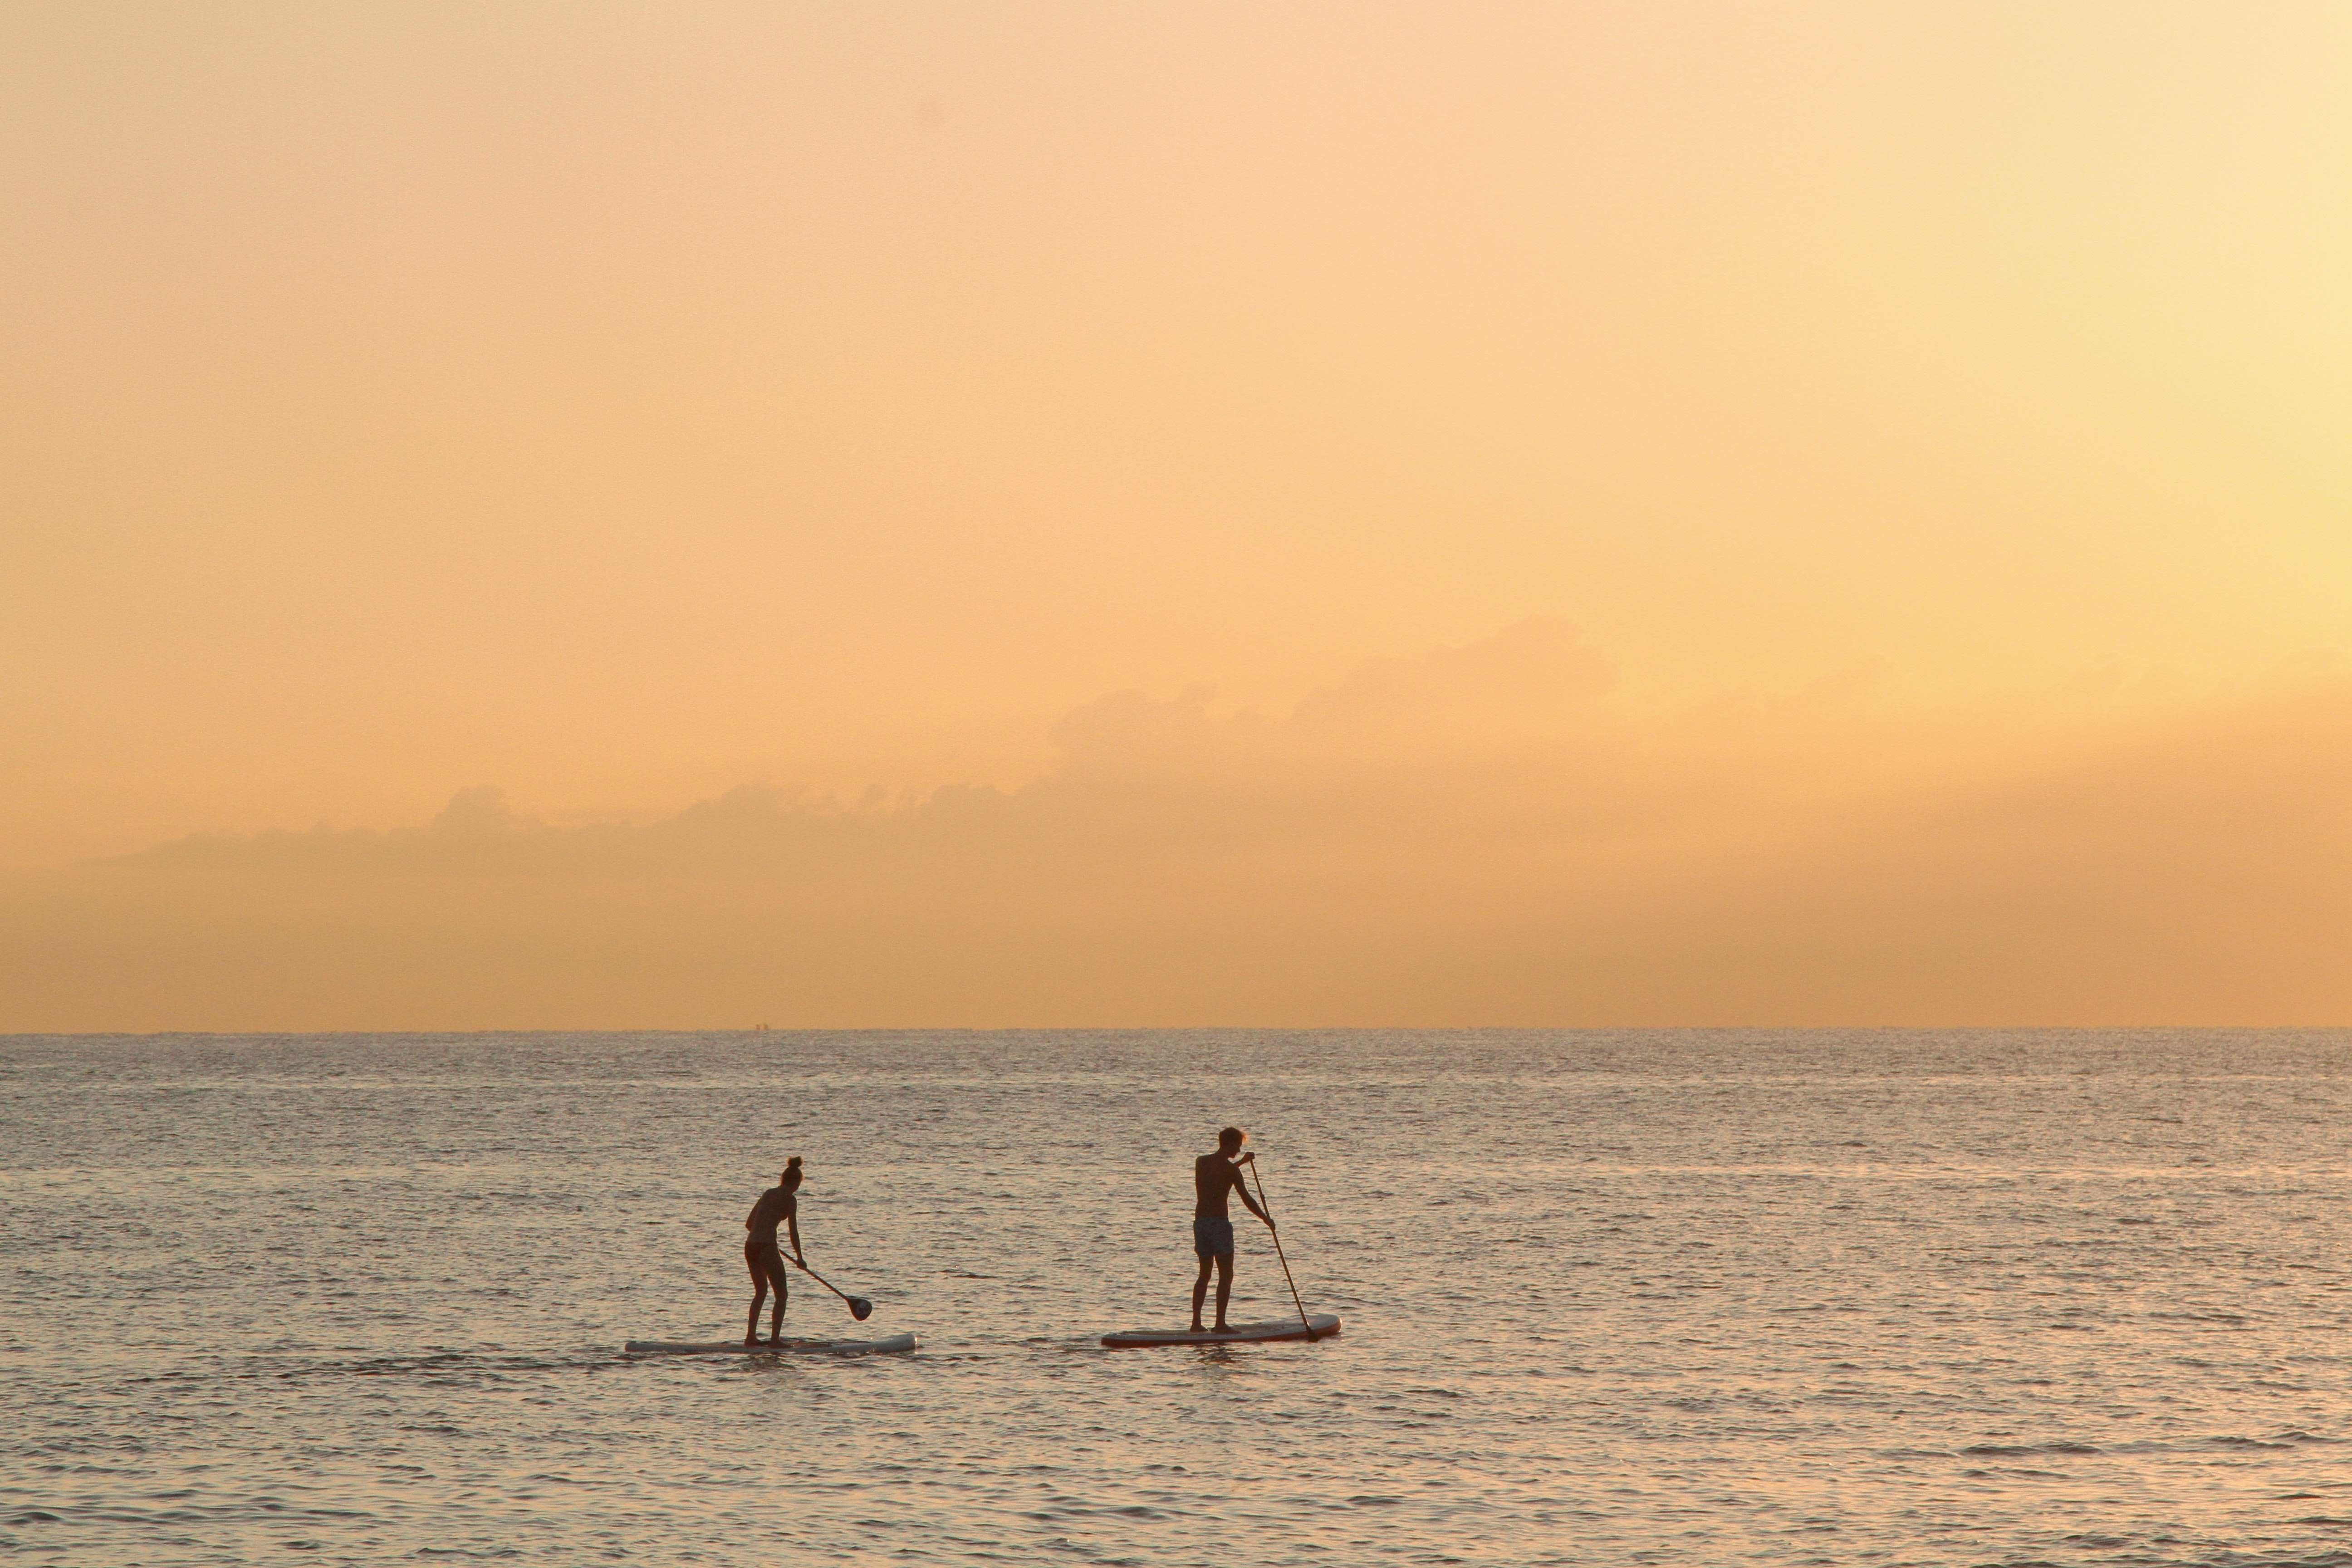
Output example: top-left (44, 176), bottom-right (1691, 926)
top-left (1195, 1154), bottom-right (1243, 1218)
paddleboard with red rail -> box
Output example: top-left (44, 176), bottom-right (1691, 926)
top-left (1100, 1313), bottom-right (1340, 1348)
top-left (624, 1333), bottom-right (916, 1356)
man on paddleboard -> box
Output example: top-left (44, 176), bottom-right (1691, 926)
top-left (745, 1156), bottom-right (805, 1346)
top-left (1192, 1126), bottom-right (1274, 1333)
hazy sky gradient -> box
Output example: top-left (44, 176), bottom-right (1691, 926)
top-left (5, 4), bottom-right (2347, 1026)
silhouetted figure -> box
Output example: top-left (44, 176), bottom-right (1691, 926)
top-left (745, 1157), bottom-right (805, 1345)
top-left (1192, 1126), bottom-right (1273, 1332)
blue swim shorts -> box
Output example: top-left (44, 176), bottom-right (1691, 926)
top-left (1193, 1215), bottom-right (1235, 1259)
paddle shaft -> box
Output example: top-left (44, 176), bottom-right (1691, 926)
top-left (785, 1250), bottom-right (868, 1315)
top-left (1247, 1161), bottom-right (1319, 1340)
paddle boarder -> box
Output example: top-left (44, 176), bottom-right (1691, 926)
top-left (745, 1157), bottom-right (805, 1346)
top-left (1192, 1126), bottom-right (1274, 1333)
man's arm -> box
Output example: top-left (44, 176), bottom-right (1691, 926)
top-left (1230, 1163), bottom-right (1272, 1226)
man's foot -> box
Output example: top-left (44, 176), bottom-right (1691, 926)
top-left (1213, 1322), bottom-right (1231, 1333)
top-left (1188, 1323), bottom-right (1205, 1333)
top-left (744, 1334), bottom-right (759, 1347)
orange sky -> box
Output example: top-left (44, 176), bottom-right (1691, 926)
top-left (4, 3), bottom-right (2347, 1028)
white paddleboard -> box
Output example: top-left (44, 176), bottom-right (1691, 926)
top-left (625, 1333), bottom-right (917, 1357)
top-left (1100, 1313), bottom-right (1340, 1348)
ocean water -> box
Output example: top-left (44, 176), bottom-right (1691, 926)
top-left (6, 1029), bottom-right (2352, 1567)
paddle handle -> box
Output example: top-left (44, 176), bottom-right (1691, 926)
top-left (1249, 1161), bottom-right (1319, 1340)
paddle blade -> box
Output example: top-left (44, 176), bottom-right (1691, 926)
top-left (848, 1296), bottom-right (874, 1321)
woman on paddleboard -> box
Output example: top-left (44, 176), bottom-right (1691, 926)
top-left (745, 1157), bottom-right (804, 1346)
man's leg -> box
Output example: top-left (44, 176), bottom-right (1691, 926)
top-left (1213, 1252), bottom-right (1235, 1330)
top-left (1190, 1255), bottom-right (1213, 1331)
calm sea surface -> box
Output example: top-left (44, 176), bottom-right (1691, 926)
top-left (7, 1029), bottom-right (2352, 1566)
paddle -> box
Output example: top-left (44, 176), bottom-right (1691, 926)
top-left (787, 1252), bottom-right (874, 1321)
top-left (1246, 1158), bottom-right (1321, 1340)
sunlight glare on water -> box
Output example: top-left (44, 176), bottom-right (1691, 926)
top-left (5, 1029), bottom-right (2352, 1565)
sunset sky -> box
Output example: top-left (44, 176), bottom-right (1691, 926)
top-left (5, 2), bottom-right (2347, 1029)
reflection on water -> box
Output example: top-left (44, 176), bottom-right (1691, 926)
top-left (5, 1029), bottom-right (2352, 1565)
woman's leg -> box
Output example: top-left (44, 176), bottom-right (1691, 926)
top-left (762, 1253), bottom-right (791, 1341)
top-left (746, 1249), bottom-right (770, 1344)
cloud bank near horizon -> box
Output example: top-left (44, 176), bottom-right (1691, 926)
top-left (11, 621), bottom-right (2350, 1030)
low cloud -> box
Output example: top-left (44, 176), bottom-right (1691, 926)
top-left (13, 620), bottom-right (2351, 1028)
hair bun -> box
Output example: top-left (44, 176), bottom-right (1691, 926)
top-left (786, 1156), bottom-right (802, 1168)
